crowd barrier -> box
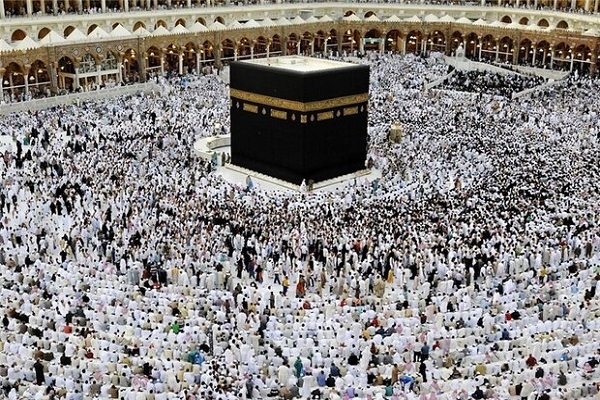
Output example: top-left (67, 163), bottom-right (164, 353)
top-left (511, 76), bottom-right (568, 99)
top-left (424, 69), bottom-right (455, 91)
top-left (0, 82), bottom-right (161, 115)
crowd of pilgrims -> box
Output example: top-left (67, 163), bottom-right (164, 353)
top-left (438, 70), bottom-right (547, 98)
top-left (0, 52), bottom-right (599, 400)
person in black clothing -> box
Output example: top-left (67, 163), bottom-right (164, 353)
top-left (33, 359), bottom-right (45, 385)
top-left (325, 375), bottom-right (335, 388)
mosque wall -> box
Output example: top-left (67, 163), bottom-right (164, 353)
top-left (0, 3), bottom-right (599, 98)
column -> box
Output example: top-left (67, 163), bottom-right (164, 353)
top-left (379, 39), bottom-right (383, 54)
top-left (0, 0), bottom-right (5, 18)
top-left (549, 48), bottom-right (554, 69)
top-left (160, 55), bottom-right (165, 74)
top-left (196, 51), bottom-right (200, 74)
top-left (480, 0), bottom-right (485, 5)
top-left (337, 38), bottom-right (343, 56)
top-left (553, 0), bottom-right (558, 8)
top-left (26, 0), bottom-right (33, 15)
top-left (358, 38), bottom-right (364, 54)
top-left (250, 44), bottom-right (254, 59)
top-left (497, 0), bottom-right (501, 5)
top-left (595, 0), bottom-right (599, 12)
top-left (401, 38), bottom-right (406, 55)
top-left (584, 0), bottom-right (590, 9)
top-left (532, 45), bottom-right (537, 65)
top-left (98, 65), bottom-right (103, 87)
top-left (153, 0), bottom-right (157, 8)
top-left (76, 0), bottom-right (82, 12)
top-left (101, 0), bottom-right (106, 12)
top-left (310, 39), bottom-right (314, 55)
top-left (24, 75), bottom-right (29, 95)
top-left (512, 45), bottom-right (518, 64)
top-left (297, 41), bottom-right (301, 55)
top-left (516, 0), bottom-right (520, 6)
top-left (124, 0), bottom-right (129, 11)
top-left (166, 0), bottom-right (171, 7)
top-left (49, 63), bottom-right (58, 94)
top-left (590, 50), bottom-right (598, 73)
top-left (570, 0), bottom-right (576, 9)
top-left (534, 0), bottom-right (538, 7)
top-left (73, 67), bottom-right (80, 90)
top-left (266, 40), bottom-right (270, 58)
top-left (65, 0), bottom-right (69, 12)
top-left (495, 42), bottom-right (500, 61)
top-left (178, 53), bottom-right (183, 74)
top-left (52, 0), bottom-right (58, 14)
top-left (186, 0), bottom-right (191, 7)
top-left (570, 54), bottom-right (574, 71)
top-left (234, 48), bottom-right (238, 61)
top-left (139, 56), bottom-right (146, 82)
top-left (478, 39), bottom-right (483, 60)
top-left (41, 0), bottom-right (46, 14)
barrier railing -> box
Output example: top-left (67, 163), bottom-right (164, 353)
top-left (0, 82), bottom-right (161, 115)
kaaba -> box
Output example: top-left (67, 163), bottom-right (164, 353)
top-left (229, 56), bottom-right (369, 185)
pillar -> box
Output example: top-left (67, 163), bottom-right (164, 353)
top-left (570, 0), bottom-right (576, 8)
top-left (76, 0), bottom-right (82, 12)
top-left (497, 0), bottom-right (501, 6)
top-left (48, 63), bottom-right (57, 94)
top-left (337, 37), bottom-right (343, 56)
top-left (178, 53), bottom-right (183, 74)
top-left (480, 0), bottom-right (485, 5)
top-left (0, 70), bottom-right (4, 98)
top-left (590, 50), bottom-right (598, 73)
top-left (26, 0), bottom-right (33, 15)
top-left (401, 37), bottom-right (406, 55)
top-left (595, 0), bottom-right (599, 12)
top-left (52, 0), bottom-right (58, 14)
top-left (532, 45), bottom-right (537, 65)
top-left (196, 51), bottom-right (200, 74)
top-left (516, 0), bottom-right (520, 6)
top-left (310, 39), bottom-right (314, 55)
top-left (534, 0), bottom-right (538, 7)
top-left (584, 0), bottom-right (590, 9)
top-left (96, 65), bottom-right (102, 87)
top-left (553, 0), bottom-right (558, 8)
top-left (40, 0), bottom-right (46, 13)
top-left (124, 0), bottom-right (129, 12)
top-left (73, 67), bottom-right (80, 90)
top-left (495, 40), bottom-right (500, 61)
top-left (359, 38), bottom-right (364, 54)
top-left (234, 48), bottom-right (238, 61)
top-left (550, 49), bottom-right (554, 69)
top-left (101, 0), bottom-right (106, 12)
top-left (186, 0), bottom-right (191, 7)
top-left (478, 39), bottom-right (483, 60)
top-left (297, 41), bottom-right (301, 55)
top-left (512, 45), bottom-right (518, 64)
top-left (250, 44), bottom-right (254, 59)
top-left (0, 0), bottom-right (4, 17)
top-left (139, 55), bottom-right (146, 82)
top-left (570, 54), bottom-right (574, 71)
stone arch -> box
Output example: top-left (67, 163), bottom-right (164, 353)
top-left (201, 40), bottom-right (214, 62)
top-left (287, 32), bottom-right (299, 55)
top-left (364, 28), bottom-right (382, 52)
top-left (556, 20), bottom-right (568, 29)
top-left (498, 36), bottom-right (514, 62)
top-left (112, 22), bottom-right (122, 29)
top-left (385, 29), bottom-right (402, 52)
top-left (182, 42), bottom-right (197, 73)
top-left (406, 30), bottom-right (423, 54)
top-left (58, 56), bottom-right (75, 74)
top-left (133, 21), bottom-right (146, 31)
top-left (254, 36), bottom-right (268, 56)
top-left (146, 46), bottom-right (162, 69)
top-left (3, 62), bottom-right (25, 96)
top-left (344, 10), bottom-right (355, 17)
top-left (572, 44), bottom-right (592, 73)
top-left (342, 29), bottom-right (361, 53)
top-left (222, 38), bottom-right (236, 59)
top-left (155, 20), bottom-right (167, 30)
top-left (537, 18), bottom-right (549, 28)
top-left (57, 56), bottom-right (75, 91)
top-left (237, 37), bottom-right (251, 58)
top-left (196, 17), bottom-right (207, 26)
top-left (122, 48), bottom-right (139, 82)
top-left (327, 29), bottom-right (338, 53)
top-left (87, 24), bottom-right (99, 35)
top-left (428, 30), bottom-right (446, 53)
top-left (364, 11), bottom-right (376, 18)
top-left (536, 40), bottom-right (551, 67)
top-left (465, 32), bottom-right (478, 59)
top-left (519, 17), bottom-right (529, 25)
top-left (552, 42), bottom-right (571, 70)
top-left (500, 15), bottom-right (512, 23)
top-left (11, 29), bottom-right (27, 41)
top-left (518, 38), bottom-right (533, 65)
top-left (450, 31), bottom-right (464, 54)
top-left (164, 44), bottom-right (180, 72)
top-left (30, 60), bottom-right (50, 86)
top-left (480, 34), bottom-right (497, 60)
top-left (64, 26), bottom-right (76, 38)
top-left (300, 31), bottom-right (312, 54)
top-left (271, 34), bottom-right (282, 54)
top-left (175, 18), bottom-right (186, 27)
top-left (214, 16), bottom-right (225, 24)
top-left (314, 30), bottom-right (327, 53)
top-left (38, 27), bottom-right (51, 40)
